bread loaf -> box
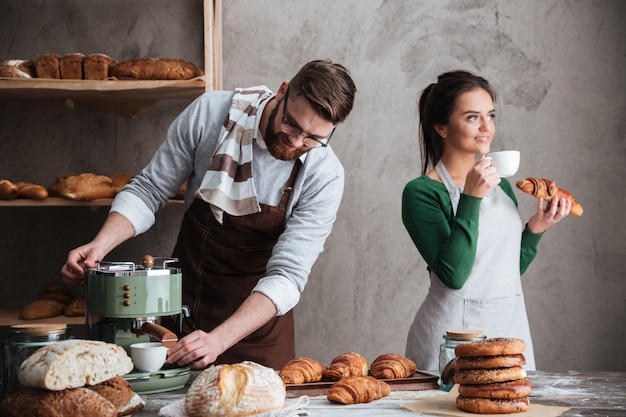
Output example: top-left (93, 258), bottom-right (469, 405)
top-left (112, 58), bottom-right (204, 80)
top-left (84, 53), bottom-right (116, 80)
top-left (89, 376), bottom-right (145, 416)
top-left (19, 298), bottom-right (66, 320)
top-left (0, 179), bottom-right (19, 200)
top-left (185, 361), bottom-right (285, 417)
top-left (110, 173), bottom-right (134, 193)
top-left (370, 353), bottom-right (417, 379)
top-left (48, 173), bottom-right (116, 200)
top-left (59, 53), bottom-right (84, 79)
top-left (63, 296), bottom-right (87, 317)
top-left (0, 386), bottom-right (118, 417)
top-left (456, 396), bottom-right (530, 414)
top-left (0, 59), bottom-right (35, 78)
top-left (35, 53), bottom-right (60, 79)
top-left (323, 351), bottom-right (369, 381)
top-left (19, 339), bottom-right (133, 390)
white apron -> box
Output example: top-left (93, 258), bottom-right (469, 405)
top-left (406, 161), bottom-right (535, 372)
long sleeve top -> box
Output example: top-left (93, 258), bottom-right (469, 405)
top-left (110, 90), bottom-right (345, 315)
top-left (401, 176), bottom-right (543, 289)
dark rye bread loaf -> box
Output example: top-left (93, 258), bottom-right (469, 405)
top-left (0, 386), bottom-right (118, 417)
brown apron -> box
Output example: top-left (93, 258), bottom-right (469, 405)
top-left (166, 160), bottom-right (301, 369)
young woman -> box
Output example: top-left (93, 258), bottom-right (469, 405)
top-left (402, 70), bottom-right (571, 371)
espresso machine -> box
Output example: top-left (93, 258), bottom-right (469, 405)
top-left (86, 255), bottom-right (190, 394)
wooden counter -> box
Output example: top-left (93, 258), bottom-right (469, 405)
top-left (141, 370), bottom-right (626, 416)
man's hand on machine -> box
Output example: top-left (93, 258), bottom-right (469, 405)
top-left (166, 330), bottom-right (222, 370)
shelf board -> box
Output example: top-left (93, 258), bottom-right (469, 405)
top-left (0, 309), bottom-right (86, 327)
top-left (0, 77), bottom-right (206, 118)
top-left (0, 197), bottom-right (184, 207)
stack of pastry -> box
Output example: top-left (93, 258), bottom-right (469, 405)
top-left (446, 338), bottom-right (533, 414)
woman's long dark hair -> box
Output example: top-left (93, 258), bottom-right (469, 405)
top-left (418, 70), bottom-right (497, 175)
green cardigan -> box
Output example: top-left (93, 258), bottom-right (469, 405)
top-left (401, 176), bottom-right (543, 289)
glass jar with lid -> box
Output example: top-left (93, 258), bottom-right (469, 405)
top-left (1, 324), bottom-right (70, 399)
top-left (439, 329), bottom-right (486, 391)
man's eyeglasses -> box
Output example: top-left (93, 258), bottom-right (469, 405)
top-left (281, 89), bottom-right (335, 148)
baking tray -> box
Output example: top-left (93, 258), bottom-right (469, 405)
top-left (285, 371), bottom-right (439, 398)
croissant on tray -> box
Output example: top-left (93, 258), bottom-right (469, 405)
top-left (327, 376), bottom-right (391, 405)
top-left (323, 352), bottom-right (369, 381)
top-left (279, 357), bottom-right (325, 384)
top-left (516, 177), bottom-right (583, 216)
top-left (369, 353), bottom-right (417, 379)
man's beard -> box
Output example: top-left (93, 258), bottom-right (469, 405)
top-left (264, 103), bottom-right (309, 161)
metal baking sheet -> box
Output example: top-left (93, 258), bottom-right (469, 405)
top-left (285, 371), bottom-right (439, 398)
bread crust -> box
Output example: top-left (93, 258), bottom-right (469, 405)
top-left (458, 378), bottom-right (533, 399)
top-left (89, 376), bottom-right (145, 416)
top-left (456, 395), bottom-right (530, 414)
top-left (455, 338), bottom-right (526, 357)
top-left (35, 53), bottom-right (60, 79)
top-left (19, 299), bottom-right (65, 320)
top-left (453, 366), bottom-right (527, 385)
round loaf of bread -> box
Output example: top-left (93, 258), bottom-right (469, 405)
top-left (185, 361), bottom-right (285, 417)
top-left (455, 338), bottom-right (526, 357)
top-left (453, 366), bottom-right (527, 385)
top-left (455, 353), bottom-right (526, 370)
top-left (456, 395), bottom-right (530, 414)
top-left (458, 378), bottom-right (533, 399)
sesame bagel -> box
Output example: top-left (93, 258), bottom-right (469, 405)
top-left (458, 378), bottom-right (533, 399)
top-left (455, 353), bottom-right (526, 370)
top-left (455, 338), bottom-right (526, 357)
top-left (456, 395), bottom-right (530, 414)
top-left (453, 366), bottom-right (527, 385)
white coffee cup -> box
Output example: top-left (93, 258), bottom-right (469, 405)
top-left (130, 342), bottom-right (167, 373)
top-left (486, 150), bottom-right (520, 178)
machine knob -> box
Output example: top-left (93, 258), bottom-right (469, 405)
top-left (123, 285), bottom-right (131, 291)
top-left (123, 293), bottom-right (131, 299)
top-left (142, 255), bottom-right (155, 269)
top-left (123, 301), bottom-right (131, 307)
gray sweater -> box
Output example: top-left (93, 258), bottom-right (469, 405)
top-left (111, 90), bottom-right (345, 315)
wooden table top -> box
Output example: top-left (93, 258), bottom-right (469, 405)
top-left (140, 370), bottom-right (626, 416)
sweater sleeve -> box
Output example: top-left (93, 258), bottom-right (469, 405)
top-left (401, 176), bottom-right (481, 290)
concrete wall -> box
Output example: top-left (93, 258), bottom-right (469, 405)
top-left (1, 0), bottom-right (624, 371)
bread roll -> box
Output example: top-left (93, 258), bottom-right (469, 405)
top-left (323, 351), bottom-right (369, 381)
top-left (279, 357), bottom-right (325, 384)
top-left (0, 386), bottom-right (118, 417)
top-left (19, 299), bottom-right (66, 320)
top-left (64, 296), bottom-right (87, 317)
top-left (455, 338), bottom-right (526, 357)
top-left (453, 366), bottom-right (527, 385)
top-left (0, 179), bottom-right (19, 200)
top-left (185, 361), bottom-right (285, 417)
top-left (458, 378), bottom-right (533, 399)
top-left (110, 173), bottom-right (134, 193)
top-left (456, 395), bottom-right (530, 414)
top-left (35, 53), bottom-right (60, 79)
top-left (83, 53), bottom-right (117, 80)
top-left (15, 182), bottom-right (48, 200)
top-left (59, 53), bottom-right (84, 79)
top-left (370, 353), bottom-right (417, 379)
top-left (327, 376), bottom-right (391, 405)
top-left (455, 354), bottom-right (526, 370)
top-left (19, 339), bottom-right (133, 390)
top-left (111, 58), bottom-right (204, 80)
top-left (0, 59), bottom-right (35, 78)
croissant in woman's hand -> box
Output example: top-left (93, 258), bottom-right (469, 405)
top-left (327, 376), bottom-right (391, 404)
top-left (370, 353), bottom-right (417, 379)
top-left (516, 177), bottom-right (583, 216)
top-left (323, 352), bottom-right (369, 381)
top-left (279, 357), bottom-right (325, 384)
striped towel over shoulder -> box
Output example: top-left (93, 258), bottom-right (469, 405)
top-left (195, 86), bottom-right (274, 223)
